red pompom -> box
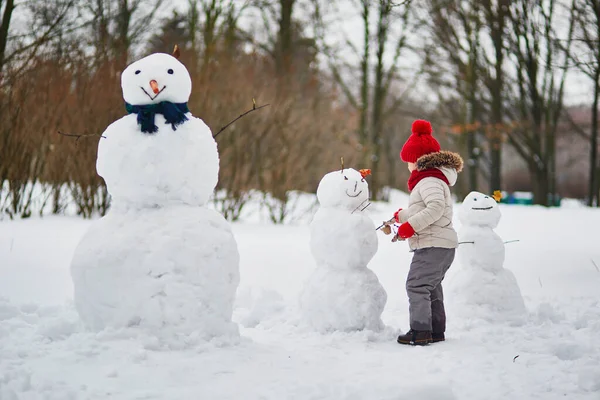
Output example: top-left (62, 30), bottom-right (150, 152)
top-left (412, 120), bottom-right (432, 136)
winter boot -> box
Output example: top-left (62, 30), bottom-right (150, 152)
top-left (397, 330), bottom-right (432, 346)
top-left (431, 332), bottom-right (445, 343)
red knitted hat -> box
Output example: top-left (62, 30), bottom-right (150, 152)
top-left (400, 120), bottom-right (440, 163)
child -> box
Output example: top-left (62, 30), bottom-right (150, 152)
top-left (392, 120), bottom-right (463, 346)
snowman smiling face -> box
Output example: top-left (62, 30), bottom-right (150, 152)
top-left (459, 191), bottom-right (501, 228)
top-left (317, 168), bottom-right (370, 211)
top-left (121, 53), bottom-right (192, 106)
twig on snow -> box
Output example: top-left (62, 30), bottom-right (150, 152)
top-left (504, 239), bottom-right (520, 244)
top-left (513, 355), bottom-right (520, 363)
top-left (591, 259), bottom-right (600, 273)
top-left (213, 99), bottom-right (270, 139)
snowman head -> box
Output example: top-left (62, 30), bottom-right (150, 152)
top-left (121, 53), bottom-right (191, 106)
top-left (459, 191), bottom-right (501, 228)
top-left (316, 168), bottom-right (370, 211)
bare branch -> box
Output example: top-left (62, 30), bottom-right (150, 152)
top-left (57, 130), bottom-right (105, 143)
top-left (213, 101), bottom-right (270, 139)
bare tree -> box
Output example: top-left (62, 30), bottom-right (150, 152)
top-left (81, 0), bottom-right (164, 64)
top-left (568, 0), bottom-right (600, 205)
top-left (426, 0), bottom-right (485, 192)
top-left (325, 0), bottom-right (414, 199)
top-left (504, 0), bottom-right (575, 205)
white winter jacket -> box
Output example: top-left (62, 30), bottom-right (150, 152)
top-left (397, 151), bottom-right (464, 250)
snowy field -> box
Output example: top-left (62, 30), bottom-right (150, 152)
top-left (1, 191), bottom-right (600, 400)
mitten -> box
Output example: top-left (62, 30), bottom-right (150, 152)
top-left (393, 208), bottom-right (403, 223)
top-left (397, 222), bottom-right (415, 239)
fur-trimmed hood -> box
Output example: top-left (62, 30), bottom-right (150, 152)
top-left (416, 151), bottom-right (464, 187)
top-left (416, 151), bottom-right (464, 172)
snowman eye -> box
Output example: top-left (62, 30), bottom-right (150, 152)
top-left (167, 69), bottom-right (174, 74)
top-left (344, 176), bottom-right (348, 180)
top-left (135, 70), bottom-right (141, 75)
top-left (474, 198), bottom-right (478, 201)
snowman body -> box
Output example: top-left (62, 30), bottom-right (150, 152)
top-left (96, 114), bottom-right (219, 210)
top-left (447, 191), bottom-right (525, 324)
top-left (70, 53), bottom-right (240, 341)
top-left (300, 169), bottom-right (387, 332)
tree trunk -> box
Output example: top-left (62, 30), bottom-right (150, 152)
top-left (115, 0), bottom-right (133, 65)
top-left (0, 0), bottom-right (15, 71)
top-left (488, 0), bottom-right (506, 193)
top-left (592, 70), bottom-right (599, 205)
top-left (359, 0), bottom-right (370, 167)
top-left (277, 0), bottom-right (295, 75)
top-left (370, 1), bottom-right (390, 200)
top-left (531, 165), bottom-right (549, 206)
top-left (466, 48), bottom-right (479, 192)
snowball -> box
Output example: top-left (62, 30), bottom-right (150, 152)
top-left (446, 267), bottom-right (526, 325)
top-left (458, 226), bottom-right (505, 272)
top-left (578, 366), bottom-right (600, 392)
top-left (309, 208), bottom-right (378, 269)
top-left (300, 267), bottom-right (387, 333)
top-left (70, 205), bottom-right (240, 340)
top-left (96, 115), bottom-right (219, 209)
top-left (459, 191), bottom-right (501, 228)
top-left (234, 287), bottom-right (285, 328)
top-left (121, 53), bottom-right (191, 106)
top-left (316, 169), bottom-right (370, 211)
top-left (300, 169), bottom-right (386, 332)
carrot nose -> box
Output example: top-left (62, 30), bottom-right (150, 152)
top-left (149, 80), bottom-right (159, 94)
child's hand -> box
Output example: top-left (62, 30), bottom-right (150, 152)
top-left (397, 222), bottom-right (415, 239)
top-left (393, 208), bottom-right (403, 223)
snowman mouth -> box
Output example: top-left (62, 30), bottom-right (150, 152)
top-left (471, 206), bottom-right (493, 210)
top-left (141, 86), bottom-right (167, 101)
top-left (346, 190), bottom-right (363, 198)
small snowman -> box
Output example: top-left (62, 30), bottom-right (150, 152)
top-left (70, 48), bottom-right (240, 343)
top-left (299, 164), bottom-right (387, 332)
top-left (446, 191), bottom-right (526, 324)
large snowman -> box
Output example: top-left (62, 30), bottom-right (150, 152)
top-left (70, 50), bottom-right (240, 343)
top-left (446, 191), bottom-right (525, 324)
top-left (299, 167), bottom-right (387, 332)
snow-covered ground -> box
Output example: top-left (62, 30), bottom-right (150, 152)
top-left (1, 191), bottom-right (600, 400)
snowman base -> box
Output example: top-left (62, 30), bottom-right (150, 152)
top-left (71, 205), bottom-right (240, 342)
top-left (299, 267), bottom-right (387, 333)
top-left (446, 267), bottom-right (526, 326)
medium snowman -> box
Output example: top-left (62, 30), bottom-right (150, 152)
top-left (446, 191), bottom-right (526, 324)
top-left (70, 49), bottom-right (240, 343)
top-left (299, 166), bottom-right (387, 332)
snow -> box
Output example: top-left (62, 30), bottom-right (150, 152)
top-left (300, 170), bottom-right (386, 332)
top-left (1, 192), bottom-right (600, 399)
top-left (447, 192), bottom-right (526, 324)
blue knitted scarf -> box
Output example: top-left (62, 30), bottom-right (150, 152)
top-left (125, 101), bottom-right (189, 134)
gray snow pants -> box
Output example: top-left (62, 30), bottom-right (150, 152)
top-left (406, 247), bottom-right (456, 332)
